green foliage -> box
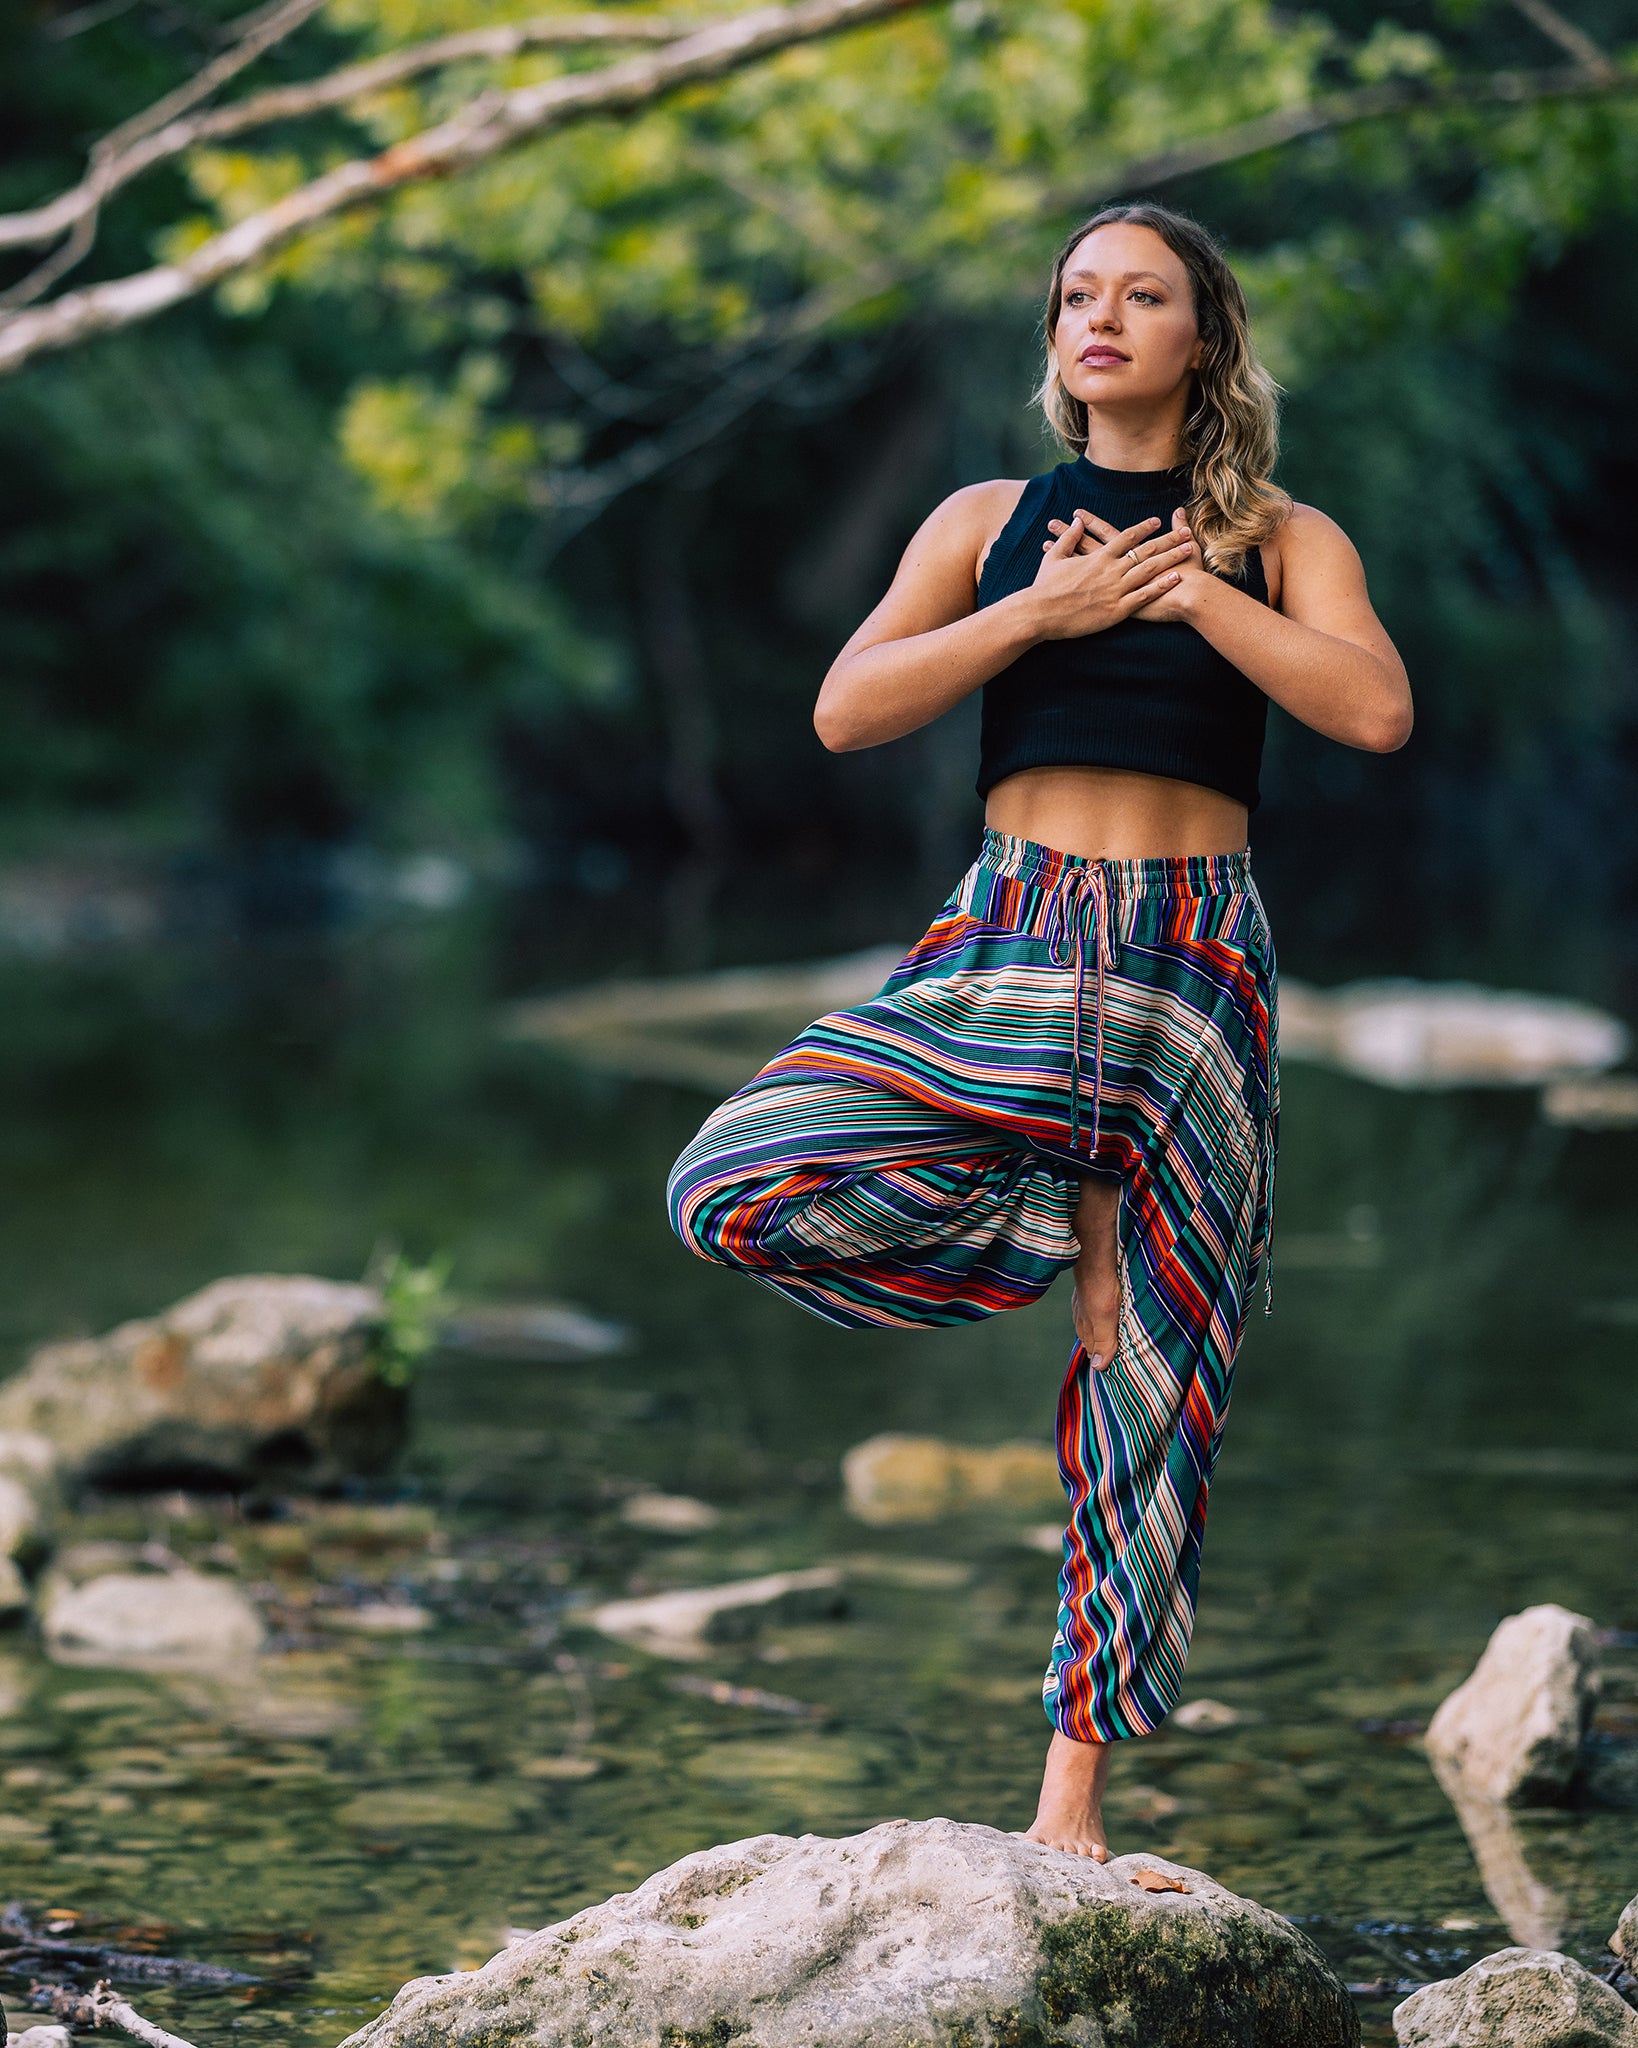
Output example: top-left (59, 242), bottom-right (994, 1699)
top-left (369, 1246), bottom-right (454, 1388)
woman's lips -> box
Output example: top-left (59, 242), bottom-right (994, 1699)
top-left (1080, 347), bottom-right (1128, 364)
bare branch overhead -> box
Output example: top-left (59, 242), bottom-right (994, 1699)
top-left (1508, 0), bottom-right (1614, 79)
top-left (0, 0), bottom-right (928, 375)
top-left (0, 10), bottom-right (696, 254)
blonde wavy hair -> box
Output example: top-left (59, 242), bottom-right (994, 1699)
top-left (1037, 203), bottom-right (1289, 577)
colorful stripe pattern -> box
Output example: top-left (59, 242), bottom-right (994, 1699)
top-left (667, 827), bottom-right (1278, 1741)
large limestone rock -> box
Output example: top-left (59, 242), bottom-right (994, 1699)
top-left (42, 1562), bottom-right (264, 1669)
top-left (0, 1276), bottom-right (406, 1486)
top-left (843, 1433), bottom-right (1063, 1525)
top-left (1425, 1605), bottom-right (1599, 1805)
top-left (340, 1817), bottom-right (1360, 2048)
top-left (1393, 1948), bottom-right (1638, 2046)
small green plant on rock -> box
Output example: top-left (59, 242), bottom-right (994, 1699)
top-left (368, 1248), bottom-right (453, 1388)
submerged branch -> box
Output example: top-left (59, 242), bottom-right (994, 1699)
top-left (29, 1980), bottom-right (203, 2048)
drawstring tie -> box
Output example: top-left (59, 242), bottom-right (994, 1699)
top-left (1044, 861), bottom-right (1121, 1157)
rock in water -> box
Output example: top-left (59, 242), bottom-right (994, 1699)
top-left (843, 1433), bottom-right (1063, 1524)
top-left (338, 1817), bottom-right (1359, 2048)
top-left (1425, 1605), bottom-right (1599, 1804)
top-left (0, 1275), bottom-right (406, 1487)
top-left (1393, 1948), bottom-right (1638, 2046)
top-left (589, 1568), bottom-right (845, 1659)
top-left (1614, 1892), bottom-right (1638, 1965)
top-left (42, 1567), bottom-right (264, 1668)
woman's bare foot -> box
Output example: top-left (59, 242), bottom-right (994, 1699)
top-left (1025, 1729), bottom-right (1111, 1858)
top-left (1071, 1176), bottom-right (1121, 1371)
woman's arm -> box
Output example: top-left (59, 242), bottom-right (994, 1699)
top-left (815, 482), bottom-right (1196, 752)
top-left (1061, 501), bottom-right (1411, 752)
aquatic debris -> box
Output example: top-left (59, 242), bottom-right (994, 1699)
top-left (1170, 1698), bottom-right (1240, 1732)
top-left (1278, 977), bottom-right (1627, 1089)
top-left (0, 1908), bottom-right (258, 1989)
top-left (1391, 1946), bottom-right (1638, 2045)
top-left (588, 1568), bottom-right (846, 1660)
top-left (620, 1491), bottom-right (721, 1535)
top-left (1540, 1074), bottom-right (1638, 1128)
top-left (335, 1818), bottom-right (1359, 2048)
top-left (437, 1299), bottom-right (631, 1362)
top-left (669, 1675), bottom-right (829, 1721)
top-left (0, 1275), bottom-right (406, 1489)
top-left (27, 1979), bottom-right (202, 2048)
top-left (1129, 1870), bottom-right (1191, 1894)
top-left (841, 1434), bottom-right (1061, 1525)
top-left (1425, 1604), bottom-right (1599, 1805)
top-left (41, 1567), bottom-right (264, 1671)
top-left (500, 946), bottom-right (908, 1092)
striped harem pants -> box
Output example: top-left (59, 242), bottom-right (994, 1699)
top-left (666, 827), bottom-right (1279, 1743)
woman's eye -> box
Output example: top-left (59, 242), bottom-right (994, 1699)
top-left (1130, 290), bottom-right (1160, 306)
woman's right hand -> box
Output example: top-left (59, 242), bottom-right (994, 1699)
top-left (1027, 512), bottom-right (1193, 641)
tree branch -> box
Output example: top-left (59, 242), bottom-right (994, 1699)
top-left (0, 10), bottom-right (695, 255)
top-left (543, 57), bottom-right (1638, 532)
top-left (28, 1980), bottom-right (202, 2048)
top-left (1044, 59), bottom-right (1637, 209)
top-left (0, 0), bottom-right (926, 372)
top-left (1509, 0), bottom-right (1614, 80)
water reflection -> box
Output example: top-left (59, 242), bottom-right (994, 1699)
top-left (0, 877), bottom-right (1633, 2046)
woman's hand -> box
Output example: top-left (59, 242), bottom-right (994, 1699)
top-left (1050, 499), bottom-right (1413, 752)
top-left (1045, 506), bottom-right (1206, 624)
top-left (1030, 511), bottom-right (1193, 640)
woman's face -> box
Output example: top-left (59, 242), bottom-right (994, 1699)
top-left (1052, 222), bottom-right (1202, 414)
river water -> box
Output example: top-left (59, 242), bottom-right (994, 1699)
top-left (0, 860), bottom-right (1634, 2045)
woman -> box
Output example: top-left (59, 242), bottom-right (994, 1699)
top-left (668, 203), bottom-right (1411, 1860)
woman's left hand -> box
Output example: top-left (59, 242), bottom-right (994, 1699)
top-left (1045, 506), bottom-right (1206, 622)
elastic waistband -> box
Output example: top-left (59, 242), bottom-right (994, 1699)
top-left (975, 826), bottom-right (1252, 900)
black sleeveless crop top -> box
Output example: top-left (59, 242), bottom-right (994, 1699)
top-left (975, 455), bottom-right (1270, 809)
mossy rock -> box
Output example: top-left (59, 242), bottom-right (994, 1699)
top-left (339, 1819), bottom-right (1358, 2048)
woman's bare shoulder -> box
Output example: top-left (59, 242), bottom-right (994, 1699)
top-left (1263, 499), bottom-right (1355, 608)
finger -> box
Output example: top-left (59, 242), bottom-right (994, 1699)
top-left (1070, 510), bottom-right (1123, 544)
top-left (1108, 515), bottom-right (1163, 556)
top-left (1045, 513), bottom-right (1085, 558)
top-left (1121, 540), bottom-right (1192, 583)
top-left (1129, 529), bottom-right (1193, 565)
top-left (1121, 570), bottom-right (1182, 614)
top-left (1048, 518), bottom-right (1099, 556)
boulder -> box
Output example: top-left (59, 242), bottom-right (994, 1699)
top-left (0, 1430), bottom-right (60, 1564)
top-left (339, 1818), bottom-right (1359, 2048)
top-left (42, 1565), bottom-right (264, 1668)
top-left (843, 1433), bottom-right (1063, 1525)
top-left (620, 1490), bottom-right (721, 1534)
top-left (1392, 1947), bottom-right (1638, 2046)
top-left (0, 1276), bottom-right (406, 1487)
top-left (0, 1556), bottom-right (26, 1617)
top-left (589, 1568), bottom-right (845, 1659)
top-left (1614, 1893), bottom-right (1638, 1965)
top-left (7, 2028), bottom-right (73, 2048)
top-left (1425, 1605), bottom-right (1599, 1804)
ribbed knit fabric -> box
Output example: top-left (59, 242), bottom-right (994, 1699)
top-left (976, 456), bottom-right (1270, 810)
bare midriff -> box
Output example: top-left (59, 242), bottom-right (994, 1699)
top-left (983, 763), bottom-right (1249, 863)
